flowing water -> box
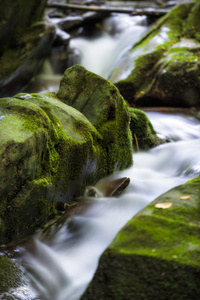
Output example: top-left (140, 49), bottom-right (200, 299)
top-left (4, 111), bottom-right (200, 300)
top-left (69, 14), bottom-right (148, 79)
top-left (24, 14), bottom-right (148, 94)
top-left (2, 13), bottom-right (200, 300)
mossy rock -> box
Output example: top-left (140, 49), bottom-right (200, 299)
top-left (82, 176), bottom-right (200, 300)
top-left (0, 66), bottom-right (134, 243)
top-left (0, 92), bottom-right (102, 243)
top-left (110, 1), bottom-right (200, 108)
top-left (0, 255), bottom-right (26, 294)
top-left (0, 21), bottom-right (55, 98)
top-left (57, 65), bottom-right (133, 172)
top-left (0, 0), bottom-right (47, 48)
top-left (0, 0), bottom-right (55, 97)
top-left (128, 107), bottom-right (163, 150)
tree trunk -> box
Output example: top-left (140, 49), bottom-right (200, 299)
top-left (47, 2), bottom-right (169, 17)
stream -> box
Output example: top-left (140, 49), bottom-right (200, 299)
top-left (2, 13), bottom-right (200, 300)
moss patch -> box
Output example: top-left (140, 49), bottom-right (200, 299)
top-left (0, 255), bottom-right (24, 294)
top-left (57, 65), bottom-right (133, 173)
top-left (128, 107), bottom-right (163, 150)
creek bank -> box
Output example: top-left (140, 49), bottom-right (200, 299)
top-left (82, 175), bottom-right (200, 300)
top-left (110, 1), bottom-right (200, 108)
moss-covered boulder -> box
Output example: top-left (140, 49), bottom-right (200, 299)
top-left (128, 107), bottom-right (162, 150)
top-left (0, 255), bottom-right (26, 295)
top-left (110, 1), bottom-right (200, 108)
top-left (82, 176), bottom-right (200, 300)
top-left (0, 0), bottom-right (55, 97)
top-left (0, 0), bottom-right (46, 45)
top-left (57, 65), bottom-right (133, 172)
top-left (0, 66), bottom-right (134, 244)
top-left (0, 92), bottom-right (101, 243)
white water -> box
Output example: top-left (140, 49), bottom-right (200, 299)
top-left (70, 14), bottom-right (148, 79)
top-left (7, 111), bottom-right (199, 300)
top-left (24, 14), bottom-right (148, 94)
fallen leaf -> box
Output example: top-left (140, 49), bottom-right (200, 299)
top-left (180, 195), bottom-right (190, 200)
top-left (155, 202), bottom-right (173, 209)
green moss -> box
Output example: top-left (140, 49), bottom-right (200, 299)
top-left (128, 107), bottom-right (162, 150)
top-left (0, 255), bottom-right (24, 293)
top-left (115, 215), bottom-right (200, 266)
top-left (57, 65), bottom-right (133, 173)
top-left (183, 2), bottom-right (200, 41)
top-left (186, 176), bottom-right (200, 184)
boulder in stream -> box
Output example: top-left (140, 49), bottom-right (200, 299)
top-left (110, 1), bottom-right (200, 108)
top-left (0, 65), bottom-right (133, 244)
top-left (82, 176), bottom-right (200, 299)
top-left (57, 65), bottom-right (133, 172)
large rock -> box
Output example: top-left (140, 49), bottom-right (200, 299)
top-left (0, 0), bottom-right (46, 46)
top-left (110, 1), bottom-right (200, 108)
top-left (0, 66), bottom-right (133, 244)
top-left (0, 0), bottom-right (55, 97)
top-left (57, 65), bottom-right (133, 172)
top-left (82, 176), bottom-right (200, 299)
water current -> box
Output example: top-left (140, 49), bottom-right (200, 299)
top-left (2, 13), bottom-right (200, 300)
